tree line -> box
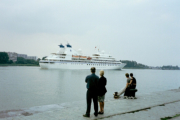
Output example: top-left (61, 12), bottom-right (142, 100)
top-left (120, 60), bottom-right (149, 69)
top-left (162, 65), bottom-right (179, 70)
top-left (0, 52), bottom-right (39, 65)
top-left (1, 52), bottom-right (179, 69)
top-left (0, 52), bottom-right (10, 64)
top-left (121, 60), bottom-right (179, 70)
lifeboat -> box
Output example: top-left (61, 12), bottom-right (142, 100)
top-left (79, 56), bottom-right (87, 60)
top-left (87, 57), bottom-right (92, 60)
top-left (72, 55), bottom-right (79, 59)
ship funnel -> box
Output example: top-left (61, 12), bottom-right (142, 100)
top-left (58, 44), bottom-right (65, 54)
top-left (66, 43), bottom-right (72, 48)
top-left (59, 44), bottom-right (65, 48)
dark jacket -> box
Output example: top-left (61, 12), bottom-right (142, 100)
top-left (97, 76), bottom-right (107, 96)
top-left (85, 73), bottom-right (99, 90)
top-left (131, 77), bottom-right (136, 85)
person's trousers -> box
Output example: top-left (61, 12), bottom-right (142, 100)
top-left (86, 89), bottom-right (98, 115)
top-left (130, 85), bottom-right (136, 97)
top-left (118, 86), bottom-right (126, 96)
top-left (124, 87), bottom-right (131, 97)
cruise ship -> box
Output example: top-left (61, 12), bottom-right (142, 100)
top-left (39, 44), bottom-right (126, 69)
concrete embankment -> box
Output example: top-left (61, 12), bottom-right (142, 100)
top-left (1, 89), bottom-right (180, 120)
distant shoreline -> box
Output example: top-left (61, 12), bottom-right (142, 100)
top-left (0, 65), bottom-right (179, 70)
top-left (0, 64), bottom-right (146, 68)
top-left (123, 67), bottom-right (150, 69)
top-left (0, 64), bottom-right (39, 67)
top-left (123, 67), bottom-right (180, 70)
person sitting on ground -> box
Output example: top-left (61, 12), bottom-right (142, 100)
top-left (124, 73), bottom-right (131, 99)
top-left (97, 70), bottom-right (107, 114)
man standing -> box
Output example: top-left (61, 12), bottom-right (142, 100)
top-left (83, 67), bottom-right (99, 117)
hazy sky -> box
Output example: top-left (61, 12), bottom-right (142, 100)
top-left (0, 0), bottom-right (180, 66)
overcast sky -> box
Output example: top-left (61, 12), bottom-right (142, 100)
top-left (0, 0), bottom-right (180, 66)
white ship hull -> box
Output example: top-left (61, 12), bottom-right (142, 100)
top-left (40, 62), bottom-right (126, 70)
top-left (40, 43), bottom-right (126, 70)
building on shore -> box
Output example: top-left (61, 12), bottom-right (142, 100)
top-left (27, 56), bottom-right (37, 61)
top-left (3, 52), bottom-right (37, 62)
top-left (6, 52), bottom-right (18, 62)
top-left (17, 54), bottom-right (27, 59)
top-left (18, 54), bottom-right (37, 60)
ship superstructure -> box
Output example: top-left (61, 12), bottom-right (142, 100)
top-left (39, 44), bottom-right (126, 69)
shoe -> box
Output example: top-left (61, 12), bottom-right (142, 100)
top-left (83, 114), bottom-right (90, 117)
top-left (124, 96), bottom-right (128, 99)
top-left (131, 97), bottom-right (134, 99)
top-left (98, 111), bottom-right (104, 114)
top-left (129, 96), bottom-right (134, 99)
top-left (129, 97), bottom-right (133, 99)
top-left (94, 113), bottom-right (98, 117)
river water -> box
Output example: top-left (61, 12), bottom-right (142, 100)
top-left (0, 66), bottom-right (179, 111)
